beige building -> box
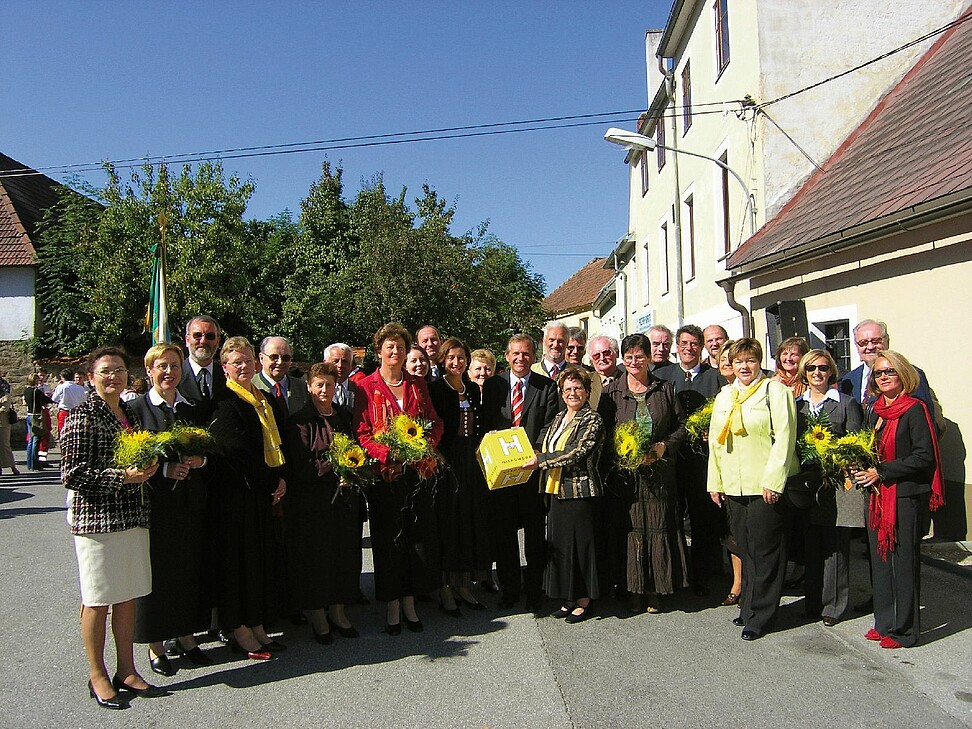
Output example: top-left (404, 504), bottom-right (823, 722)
top-left (602, 0), bottom-right (968, 338)
top-left (725, 9), bottom-right (972, 538)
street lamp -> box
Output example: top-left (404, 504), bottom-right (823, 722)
top-left (603, 128), bottom-right (757, 241)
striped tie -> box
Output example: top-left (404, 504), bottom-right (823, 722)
top-left (511, 380), bottom-right (523, 428)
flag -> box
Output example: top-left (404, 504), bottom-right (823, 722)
top-left (146, 240), bottom-right (171, 344)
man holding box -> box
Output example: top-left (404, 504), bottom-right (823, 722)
top-left (482, 333), bottom-right (560, 612)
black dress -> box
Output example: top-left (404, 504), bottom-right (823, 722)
top-left (130, 396), bottom-right (211, 643)
top-left (429, 377), bottom-right (492, 575)
top-left (209, 388), bottom-right (287, 630)
top-left (284, 402), bottom-right (362, 608)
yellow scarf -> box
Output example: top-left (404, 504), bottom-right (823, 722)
top-left (717, 377), bottom-right (765, 446)
top-left (226, 379), bottom-right (285, 468)
top-left (543, 415), bottom-right (579, 495)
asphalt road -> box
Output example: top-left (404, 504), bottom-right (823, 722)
top-left (1, 454), bottom-right (970, 728)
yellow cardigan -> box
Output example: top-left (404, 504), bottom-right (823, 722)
top-left (707, 377), bottom-right (798, 495)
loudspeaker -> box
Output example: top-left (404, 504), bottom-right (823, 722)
top-left (766, 300), bottom-right (809, 355)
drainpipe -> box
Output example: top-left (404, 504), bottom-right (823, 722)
top-left (659, 55), bottom-right (684, 328)
top-left (717, 278), bottom-right (753, 337)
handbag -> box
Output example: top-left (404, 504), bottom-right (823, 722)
top-left (7, 408), bottom-right (17, 425)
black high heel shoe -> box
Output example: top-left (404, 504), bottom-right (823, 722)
top-left (385, 621), bottom-right (402, 636)
top-left (88, 680), bottom-right (127, 710)
top-left (438, 597), bottom-right (462, 618)
top-left (149, 650), bottom-right (176, 677)
top-left (312, 626), bottom-right (334, 645)
top-left (333, 624), bottom-right (359, 639)
top-left (112, 675), bottom-right (170, 698)
top-left (457, 593), bottom-right (487, 611)
top-left (172, 638), bottom-right (213, 666)
top-left (404, 617), bottom-right (424, 633)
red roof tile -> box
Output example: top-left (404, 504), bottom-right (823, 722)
top-left (543, 258), bottom-right (614, 316)
top-left (0, 153), bottom-right (65, 266)
top-left (728, 10), bottom-right (972, 271)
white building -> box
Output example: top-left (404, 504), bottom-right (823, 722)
top-left (602, 0), bottom-right (969, 339)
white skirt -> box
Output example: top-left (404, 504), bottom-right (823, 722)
top-left (74, 527), bottom-right (152, 606)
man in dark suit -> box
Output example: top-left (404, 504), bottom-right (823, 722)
top-left (482, 333), bottom-right (560, 612)
top-left (252, 336), bottom-right (308, 415)
top-left (663, 325), bottom-right (723, 596)
top-left (703, 324), bottom-right (729, 368)
top-left (177, 315), bottom-right (227, 422)
top-left (588, 335), bottom-right (625, 385)
top-left (839, 319), bottom-right (936, 417)
top-left (416, 325), bottom-right (444, 381)
top-left (647, 325), bottom-right (675, 378)
top-left (324, 342), bottom-right (359, 420)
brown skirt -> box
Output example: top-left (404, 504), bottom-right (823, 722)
top-left (626, 465), bottom-right (688, 596)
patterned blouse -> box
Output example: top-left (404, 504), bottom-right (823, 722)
top-left (61, 393), bottom-right (150, 535)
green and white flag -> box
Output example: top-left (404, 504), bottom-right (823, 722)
top-left (146, 240), bottom-right (170, 344)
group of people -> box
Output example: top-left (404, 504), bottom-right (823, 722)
top-left (57, 314), bottom-right (945, 710)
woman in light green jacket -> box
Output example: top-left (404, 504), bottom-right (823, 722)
top-left (707, 338), bottom-right (798, 641)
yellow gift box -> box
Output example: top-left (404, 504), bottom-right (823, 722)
top-left (477, 427), bottom-right (537, 490)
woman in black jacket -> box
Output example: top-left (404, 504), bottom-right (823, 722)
top-left (852, 350), bottom-right (944, 649)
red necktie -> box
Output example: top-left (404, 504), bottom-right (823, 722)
top-left (273, 382), bottom-right (283, 400)
top-left (511, 380), bottom-right (523, 428)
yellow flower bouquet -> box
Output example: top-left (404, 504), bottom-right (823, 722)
top-left (684, 398), bottom-right (714, 451)
top-left (374, 413), bottom-right (441, 479)
top-left (614, 417), bottom-right (655, 472)
top-left (826, 429), bottom-right (879, 486)
top-left (326, 432), bottom-right (377, 495)
top-left (153, 423), bottom-right (215, 459)
top-left (113, 430), bottom-right (163, 470)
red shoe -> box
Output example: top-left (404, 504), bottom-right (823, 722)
top-left (864, 628), bottom-right (883, 641)
top-left (879, 636), bottom-right (902, 649)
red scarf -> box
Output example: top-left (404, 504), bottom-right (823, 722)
top-left (869, 393), bottom-right (945, 559)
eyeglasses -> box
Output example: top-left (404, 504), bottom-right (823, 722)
top-left (590, 350), bottom-right (614, 360)
top-left (94, 368), bottom-right (128, 378)
top-left (677, 341), bottom-right (700, 349)
top-left (151, 363), bottom-right (180, 372)
top-left (804, 364), bottom-right (831, 373)
top-left (623, 354), bottom-right (647, 364)
top-left (873, 368), bottom-right (898, 378)
top-left (225, 359), bottom-right (254, 369)
top-left (565, 345), bottom-right (584, 352)
top-left (264, 353), bottom-right (292, 362)
top-left (190, 332), bottom-right (218, 341)
top-left (561, 386), bottom-right (587, 394)
top-left (856, 337), bottom-right (885, 348)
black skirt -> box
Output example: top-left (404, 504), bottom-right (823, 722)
top-left (436, 436), bottom-right (492, 573)
top-left (544, 496), bottom-right (601, 601)
top-left (367, 469), bottom-right (441, 601)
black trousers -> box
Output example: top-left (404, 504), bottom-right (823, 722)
top-left (868, 494), bottom-right (923, 646)
top-left (679, 454), bottom-right (723, 585)
top-left (727, 494), bottom-right (787, 635)
top-left (805, 524), bottom-right (851, 619)
top-left (489, 477), bottom-right (547, 601)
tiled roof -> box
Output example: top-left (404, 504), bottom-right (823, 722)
top-left (728, 9), bottom-right (972, 271)
top-left (543, 257), bottom-right (614, 316)
top-left (0, 153), bottom-right (64, 266)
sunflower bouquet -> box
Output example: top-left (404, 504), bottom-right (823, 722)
top-left (326, 432), bottom-right (378, 496)
top-left (374, 413), bottom-right (441, 479)
top-left (614, 417), bottom-right (655, 472)
top-left (826, 429), bottom-right (879, 488)
top-left (684, 398), bottom-right (715, 450)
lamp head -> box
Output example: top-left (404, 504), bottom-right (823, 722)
top-left (603, 128), bottom-right (657, 152)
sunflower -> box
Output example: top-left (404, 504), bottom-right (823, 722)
top-left (805, 424), bottom-right (832, 456)
top-left (341, 447), bottom-right (366, 469)
top-left (395, 416), bottom-right (424, 443)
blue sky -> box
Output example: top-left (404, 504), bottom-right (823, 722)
top-left (4, 1), bottom-right (671, 292)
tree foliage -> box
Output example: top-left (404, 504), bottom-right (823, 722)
top-left (35, 160), bottom-right (546, 361)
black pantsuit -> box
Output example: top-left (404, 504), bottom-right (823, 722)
top-left (728, 495), bottom-right (787, 635)
top-left (868, 494), bottom-right (923, 646)
top-left (805, 523), bottom-right (851, 620)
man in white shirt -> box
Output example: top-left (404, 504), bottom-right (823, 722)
top-left (531, 321), bottom-right (568, 380)
top-left (52, 368), bottom-right (87, 435)
top-left (253, 336), bottom-right (308, 415)
top-left (416, 325), bottom-right (444, 381)
top-left (324, 343), bottom-right (357, 418)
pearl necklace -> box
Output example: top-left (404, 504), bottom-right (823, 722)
top-left (381, 373), bottom-right (404, 387)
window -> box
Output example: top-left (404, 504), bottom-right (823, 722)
top-left (822, 320), bottom-right (852, 374)
top-left (656, 109), bottom-right (666, 172)
top-left (579, 317), bottom-right (589, 334)
top-left (714, 0), bottom-right (730, 76)
top-left (660, 222), bottom-right (670, 295)
top-left (684, 195), bottom-right (696, 281)
top-left (719, 151), bottom-right (731, 257)
top-left (681, 61), bottom-right (692, 133)
top-left (640, 153), bottom-right (649, 196)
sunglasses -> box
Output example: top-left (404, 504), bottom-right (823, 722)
top-left (873, 368), bottom-right (898, 378)
top-left (190, 332), bottom-right (218, 341)
top-left (804, 364), bottom-right (830, 373)
top-left (856, 337), bottom-right (885, 348)
top-left (264, 353), bottom-right (292, 362)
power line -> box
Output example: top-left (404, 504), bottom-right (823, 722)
top-left (758, 13), bottom-right (972, 109)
